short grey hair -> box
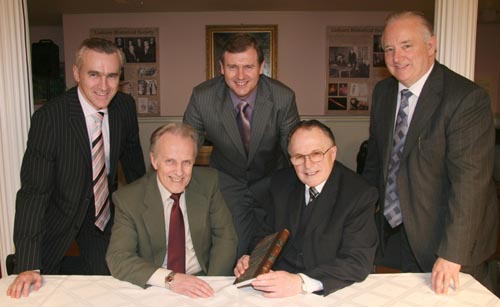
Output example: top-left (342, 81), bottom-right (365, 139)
top-left (150, 123), bottom-right (199, 157)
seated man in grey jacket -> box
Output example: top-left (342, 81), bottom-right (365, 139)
top-left (106, 123), bottom-right (237, 298)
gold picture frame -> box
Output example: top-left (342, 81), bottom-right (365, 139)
top-left (206, 25), bottom-right (278, 80)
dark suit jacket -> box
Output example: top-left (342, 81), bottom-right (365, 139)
top-left (106, 168), bottom-right (238, 288)
top-left (13, 86), bottom-right (146, 274)
top-left (268, 162), bottom-right (378, 295)
top-left (183, 75), bottom-right (300, 253)
top-left (184, 75), bottom-right (299, 185)
top-left (363, 61), bottom-right (498, 270)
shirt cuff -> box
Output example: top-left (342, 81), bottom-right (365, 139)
top-left (298, 273), bottom-right (323, 293)
top-left (147, 268), bottom-right (172, 288)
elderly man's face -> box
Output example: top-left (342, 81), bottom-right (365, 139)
top-left (382, 15), bottom-right (436, 87)
top-left (150, 132), bottom-right (196, 194)
top-left (288, 127), bottom-right (337, 188)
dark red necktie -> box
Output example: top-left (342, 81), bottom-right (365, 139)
top-left (167, 193), bottom-right (185, 273)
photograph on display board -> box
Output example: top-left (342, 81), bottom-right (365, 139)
top-left (91, 28), bottom-right (160, 116)
top-left (325, 26), bottom-right (391, 115)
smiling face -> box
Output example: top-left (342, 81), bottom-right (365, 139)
top-left (382, 15), bottom-right (436, 87)
top-left (219, 47), bottom-right (264, 100)
top-left (150, 132), bottom-right (196, 194)
top-left (72, 49), bottom-right (121, 110)
top-left (288, 127), bottom-right (337, 188)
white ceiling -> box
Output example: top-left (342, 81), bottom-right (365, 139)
top-left (27, 0), bottom-right (500, 26)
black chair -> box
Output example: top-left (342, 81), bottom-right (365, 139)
top-left (6, 254), bottom-right (16, 275)
top-left (356, 140), bottom-right (369, 174)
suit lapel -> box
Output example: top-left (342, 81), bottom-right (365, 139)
top-left (184, 180), bottom-right (208, 271)
top-left (304, 163), bottom-right (340, 237)
top-left (248, 78), bottom-right (273, 163)
top-left (142, 173), bottom-right (167, 266)
top-left (217, 84), bottom-right (247, 159)
top-left (68, 87), bottom-right (91, 170)
top-left (380, 81), bottom-right (399, 181)
top-left (402, 63), bottom-right (443, 161)
top-left (288, 181), bottom-right (305, 236)
top-left (107, 96), bottom-right (121, 180)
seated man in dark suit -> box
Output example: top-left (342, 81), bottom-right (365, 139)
top-left (106, 123), bottom-right (237, 298)
top-left (234, 120), bottom-right (378, 297)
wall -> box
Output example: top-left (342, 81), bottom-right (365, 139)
top-left (475, 23), bottom-right (500, 115)
top-left (61, 11), bottom-right (388, 169)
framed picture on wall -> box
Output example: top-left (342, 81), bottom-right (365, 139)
top-left (206, 25), bottom-right (278, 80)
top-left (326, 26), bottom-right (391, 115)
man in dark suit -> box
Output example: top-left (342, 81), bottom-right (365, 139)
top-left (184, 34), bottom-right (300, 257)
top-left (234, 120), bottom-right (378, 297)
top-left (363, 11), bottom-right (499, 295)
top-left (106, 123), bottom-right (237, 298)
top-left (7, 38), bottom-right (146, 298)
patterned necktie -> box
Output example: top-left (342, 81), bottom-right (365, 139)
top-left (167, 193), bottom-right (186, 273)
top-left (384, 89), bottom-right (412, 228)
top-left (92, 112), bottom-right (110, 231)
top-left (308, 187), bottom-right (319, 204)
top-left (236, 101), bottom-right (251, 153)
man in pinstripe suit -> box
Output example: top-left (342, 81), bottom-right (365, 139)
top-left (7, 38), bottom-right (145, 298)
top-left (184, 34), bottom-right (300, 257)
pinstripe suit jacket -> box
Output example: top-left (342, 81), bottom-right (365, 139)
top-left (183, 75), bottom-right (299, 196)
top-left (13, 86), bottom-right (146, 274)
top-left (363, 62), bottom-right (498, 270)
top-left (106, 168), bottom-right (237, 288)
top-left (183, 75), bottom-right (299, 254)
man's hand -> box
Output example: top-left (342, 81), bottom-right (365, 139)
top-left (169, 273), bottom-right (214, 298)
top-left (6, 271), bottom-right (43, 298)
top-left (431, 257), bottom-right (461, 294)
top-left (234, 255), bottom-right (250, 278)
top-left (251, 271), bottom-right (302, 298)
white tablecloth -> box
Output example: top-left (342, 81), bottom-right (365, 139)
top-left (0, 273), bottom-right (498, 306)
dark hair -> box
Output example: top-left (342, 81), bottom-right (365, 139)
top-left (150, 123), bottom-right (199, 156)
top-left (220, 33), bottom-right (265, 65)
top-left (288, 120), bottom-right (336, 145)
top-left (75, 37), bottom-right (124, 69)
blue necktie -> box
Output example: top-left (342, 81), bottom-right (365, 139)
top-left (384, 89), bottom-right (412, 228)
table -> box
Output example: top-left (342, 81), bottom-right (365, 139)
top-left (0, 273), bottom-right (498, 306)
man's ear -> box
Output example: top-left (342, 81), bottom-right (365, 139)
top-left (219, 60), bottom-right (224, 75)
top-left (150, 152), bottom-right (157, 170)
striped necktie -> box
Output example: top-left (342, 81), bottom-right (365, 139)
top-left (236, 101), bottom-right (251, 153)
top-left (383, 89), bottom-right (412, 228)
top-left (92, 112), bottom-right (110, 231)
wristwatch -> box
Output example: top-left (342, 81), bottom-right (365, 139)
top-left (164, 271), bottom-right (176, 289)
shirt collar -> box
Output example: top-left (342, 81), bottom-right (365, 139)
top-left (77, 87), bottom-right (108, 117)
top-left (398, 62), bottom-right (434, 98)
top-left (306, 180), bottom-right (327, 194)
top-left (230, 88), bottom-right (257, 110)
top-left (156, 175), bottom-right (182, 204)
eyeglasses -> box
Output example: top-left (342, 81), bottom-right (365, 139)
top-left (289, 145), bottom-right (335, 166)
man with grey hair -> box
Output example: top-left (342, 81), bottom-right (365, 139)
top-left (8, 37), bottom-right (145, 298)
top-left (107, 123), bottom-right (237, 298)
top-left (363, 11), bottom-right (498, 295)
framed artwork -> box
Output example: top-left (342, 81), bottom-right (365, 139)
top-left (206, 25), bottom-right (278, 80)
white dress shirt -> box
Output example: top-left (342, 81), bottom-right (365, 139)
top-left (147, 177), bottom-right (202, 287)
top-left (78, 87), bottom-right (110, 173)
top-left (394, 63), bottom-right (434, 128)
